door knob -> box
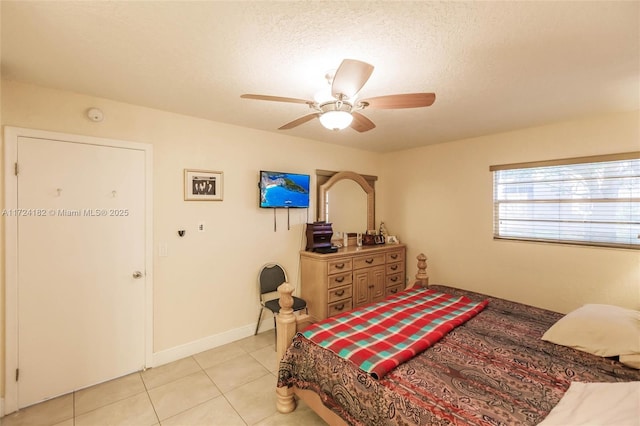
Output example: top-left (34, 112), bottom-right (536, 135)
top-left (132, 271), bottom-right (143, 279)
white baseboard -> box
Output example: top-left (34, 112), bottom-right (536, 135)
top-left (151, 322), bottom-right (273, 368)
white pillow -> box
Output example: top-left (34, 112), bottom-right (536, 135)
top-left (620, 354), bottom-right (640, 370)
top-left (541, 304), bottom-right (640, 357)
top-left (538, 382), bottom-right (640, 426)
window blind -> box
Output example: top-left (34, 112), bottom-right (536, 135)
top-left (491, 152), bottom-right (640, 249)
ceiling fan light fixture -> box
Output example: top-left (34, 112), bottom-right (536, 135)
top-left (319, 101), bottom-right (353, 130)
top-left (319, 110), bottom-right (353, 130)
top-left (241, 59), bottom-right (435, 133)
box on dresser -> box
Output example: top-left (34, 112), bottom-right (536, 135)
top-left (305, 222), bottom-right (336, 253)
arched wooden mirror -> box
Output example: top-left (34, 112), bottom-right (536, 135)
top-left (316, 170), bottom-right (376, 233)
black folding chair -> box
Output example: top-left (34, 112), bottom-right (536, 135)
top-left (254, 263), bottom-right (307, 338)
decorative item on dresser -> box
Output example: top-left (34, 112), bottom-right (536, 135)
top-left (300, 244), bottom-right (405, 321)
top-left (305, 222), bottom-right (336, 253)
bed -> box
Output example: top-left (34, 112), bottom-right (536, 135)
top-left (275, 254), bottom-right (640, 425)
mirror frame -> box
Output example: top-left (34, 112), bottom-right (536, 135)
top-left (316, 170), bottom-right (377, 231)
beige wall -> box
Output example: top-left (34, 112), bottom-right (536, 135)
top-left (380, 111), bottom-right (640, 314)
top-left (1, 79), bottom-right (639, 404)
top-left (0, 80), bottom-right (382, 366)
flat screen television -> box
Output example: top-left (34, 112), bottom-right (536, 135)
top-left (259, 171), bottom-right (310, 208)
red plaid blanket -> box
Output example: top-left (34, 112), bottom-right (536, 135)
top-left (301, 287), bottom-right (488, 379)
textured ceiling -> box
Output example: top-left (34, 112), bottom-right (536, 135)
top-left (1, 1), bottom-right (638, 152)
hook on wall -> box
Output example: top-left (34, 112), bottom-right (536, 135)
top-left (56, 188), bottom-right (62, 197)
top-left (177, 230), bottom-right (186, 237)
top-left (112, 190), bottom-right (117, 198)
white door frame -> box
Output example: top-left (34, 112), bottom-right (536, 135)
top-left (3, 126), bottom-right (154, 415)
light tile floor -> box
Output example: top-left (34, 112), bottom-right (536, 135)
top-left (1, 330), bottom-right (327, 426)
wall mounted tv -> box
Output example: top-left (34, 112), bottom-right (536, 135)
top-left (260, 171), bottom-right (310, 208)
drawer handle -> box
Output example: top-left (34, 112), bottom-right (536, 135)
top-left (391, 254), bottom-right (398, 259)
top-left (390, 276), bottom-right (398, 282)
top-left (334, 263), bottom-right (345, 269)
top-left (334, 304), bottom-right (345, 311)
top-left (390, 288), bottom-right (398, 294)
top-left (335, 276), bottom-right (345, 283)
top-left (335, 289), bottom-right (345, 296)
top-left (365, 258), bottom-right (374, 264)
top-left (390, 265), bottom-right (398, 270)
top-left (368, 284), bottom-right (374, 289)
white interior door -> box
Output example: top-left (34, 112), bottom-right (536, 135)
top-left (14, 135), bottom-right (147, 408)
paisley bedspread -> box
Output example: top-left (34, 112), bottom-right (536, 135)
top-left (278, 285), bottom-right (640, 425)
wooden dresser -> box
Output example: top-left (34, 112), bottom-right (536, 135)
top-left (300, 244), bottom-right (406, 322)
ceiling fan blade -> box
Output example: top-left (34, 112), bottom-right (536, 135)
top-left (241, 94), bottom-right (313, 105)
top-left (331, 59), bottom-right (374, 100)
top-left (360, 93), bottom-right (436, 109)
top-left (278, 113), bottom-right (320, 130)
top-left (350, 112), bottom-right (376, 133)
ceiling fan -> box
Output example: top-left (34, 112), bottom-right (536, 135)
top-left (240, 59), bottom-right (436, 132)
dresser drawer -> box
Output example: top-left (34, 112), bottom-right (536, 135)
top-left (386, 272), bottom-right (404, 287)
top-left (328, 258), bottom-right (352, 275)
top-left (328, 299), bottom-right (352, 316)
top-left (386, 283), bottom-right (404, 297)
top-left (328, 271), bottom-right (352, 289)
top-left (328, 285), bottom-right (352, 303)
top-left (353, 253), bottom-right (385, 270)
top-left (386, 250), bottom-right (404, 263)
top-left (386, 262), bottom-right (404, 275)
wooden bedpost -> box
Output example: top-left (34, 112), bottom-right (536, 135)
top-left (415, 253), bottom-right (429, 287)
top-left (275, 282), bottom-right (297, 413)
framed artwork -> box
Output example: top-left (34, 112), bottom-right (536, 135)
top-left (387, 235), bottom-right (399, 244)
top-left (184, 169), bottom-right (223, 201)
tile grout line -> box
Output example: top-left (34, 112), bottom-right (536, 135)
top-left (146, 356), bottom-right (231, 424)
top-left (5, 332), bottom-right (278, 426)
top-left (140, 370), bottom-right (162, 425)
top-left (218, 370), bottom-right (278, 426)
top-left (147, 351), bottom-right (255, 425)
top-left (220, 392), bottom-right (250, 426)
top-left (72, 372), bottom-right (146, 420)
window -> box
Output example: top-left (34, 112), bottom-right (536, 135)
top-left (491, 152), bottom-right (640, 249)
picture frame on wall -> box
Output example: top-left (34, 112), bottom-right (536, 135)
top-left (184, 169), bottom-right (223, 201)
